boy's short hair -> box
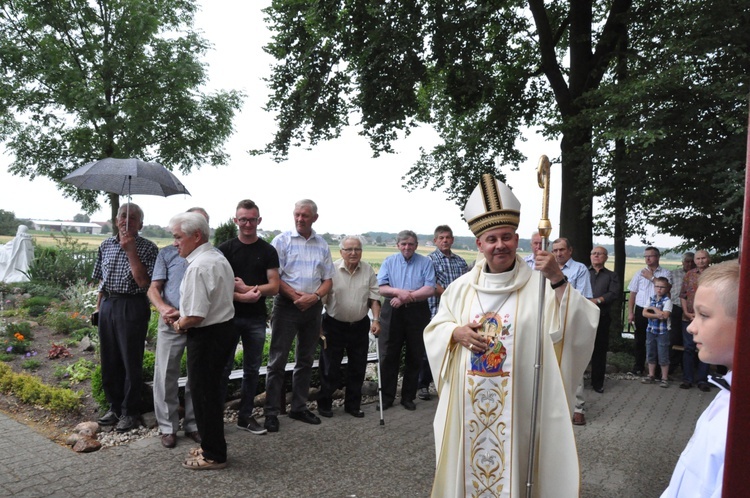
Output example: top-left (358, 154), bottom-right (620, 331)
top-left (698, 259), bottom-right (739, 318)
top-left (654, 276), bottom-right (671, 288)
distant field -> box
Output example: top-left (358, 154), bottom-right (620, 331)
top-left (2, 231), bottom-right (683, 289)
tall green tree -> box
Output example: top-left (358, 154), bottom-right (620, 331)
top-left (0, 0), bottom-right (244, 222)
top-left (587, 0), bottom-right (749, 256)
top-left (258, 0), bottom-right (632, 256)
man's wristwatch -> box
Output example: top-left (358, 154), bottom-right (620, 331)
top-left (314, 292), bottom-right (322, 301)
top-left (372, 318), bottom-right (380, 322)
top-left (550, 275), bottom-right (568, 290)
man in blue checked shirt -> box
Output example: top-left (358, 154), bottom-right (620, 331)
top-left (263, 199), bottom-right (334, 432)
top-left (551, 237), bottom-right (594, 425)
top-left (417, 225), bottom-right (468, 401)
top-left (93, 203), bottom-right (158, 433)
top-left (377, 230), bottom-right (435, 411)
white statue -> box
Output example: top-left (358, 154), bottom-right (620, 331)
top-left (0, 225), bottom-right (35, 283)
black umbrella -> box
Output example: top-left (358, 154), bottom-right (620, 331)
top-left (62, 157), bottom-right (190, 229)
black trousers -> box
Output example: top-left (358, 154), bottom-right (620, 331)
top-left (187, 320), bottom-right (236, 463)
top-left (98, 294), bottom-right (150, 416)
top-left (378, 301), bottom-right (430, 404)
top-left (632, 305), bottom-right (648, 373)
top-left (319, 314), bottom-right (370, 411)
top-left (590, 312), bottom-right (611, 390)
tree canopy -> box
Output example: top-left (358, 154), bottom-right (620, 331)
top-left (0, 0), bottom-right (244, 221)
top-left (258, 0), bottom-right (748, 257)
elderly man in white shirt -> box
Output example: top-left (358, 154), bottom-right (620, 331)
top-left (169, 212), bottom-right (236, 471)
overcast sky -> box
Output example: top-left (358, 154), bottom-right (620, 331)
top-left (0, 1), bottom-right (678, 247)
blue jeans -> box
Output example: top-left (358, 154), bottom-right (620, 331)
top-left (645, 331), bottom-right (670, 366)
top-left (220, 316), bottom-right (267, 420)
top-left (682, 321), bottom-right (709, 384)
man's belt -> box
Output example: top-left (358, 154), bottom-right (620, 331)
top-left (325, 313), bottom-right (368, 326)
top-left (103, 291), bottom-right (146, 299)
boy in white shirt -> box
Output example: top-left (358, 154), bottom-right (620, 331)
top-left (661, 259), bottom-right (739, 498)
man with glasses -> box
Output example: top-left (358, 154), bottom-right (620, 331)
top-left (218, 199), bottom-right (280, 435)
top-left (317, 236), bottom-right (381, 418)
top-left (628, 247), bottom-right (672, 376)
top-left (588, 246), bottom-right (621, 394)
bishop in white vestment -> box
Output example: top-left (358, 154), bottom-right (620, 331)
top-left (424, 174), bottom-right (599, 497)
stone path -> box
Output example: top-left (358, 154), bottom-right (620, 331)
top-left (0, 377), bottom-right (712, 497)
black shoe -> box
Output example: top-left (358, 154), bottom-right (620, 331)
top-left (697, 382), bottom-right (711, 392)
top-left (98, 410), bottom-right (120, 426)
top-left (289, 409), bottom-right (321, 425)
top-left (418, 387), bottom-right (431, 400)
top-left (400, 399), bottom-right (416, 411)
top-left (375, 402), bottom-right (393, 411)
top-left (679, 382), bottom-right (692, 389)
top-left (593, 386), bottom-right (604, 394)
top-left (264, 415), bottom-right (279, 433)
top-left (345, 408), bottom-right (365, 418)
top-left (318, 407), bottom-right (333, 418)
top-left (115, 415), bottom-right (138, 432)
top-left (237, 416), bottom-right (267, 435)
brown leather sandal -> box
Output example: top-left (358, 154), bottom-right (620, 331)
top-left (182, 454), bottom-right (226, 470)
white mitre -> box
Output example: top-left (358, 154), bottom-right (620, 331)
top-left (463, 173), bottom-right (521, 237)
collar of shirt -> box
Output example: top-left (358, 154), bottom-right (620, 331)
top-left (185, 242), bottom-right (213, 263)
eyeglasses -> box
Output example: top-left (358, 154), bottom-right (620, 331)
top-left (590, 252), bottom-right (606, 256)
top-left (654, 285), bottom-right (668, 289)
top-left (341, 248), bottom-right (362, 253)
top-left (236, 217), bottom-right (259, 225)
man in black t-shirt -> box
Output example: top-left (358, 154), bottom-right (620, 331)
top-left (218, 199), bottom-right (280, 435)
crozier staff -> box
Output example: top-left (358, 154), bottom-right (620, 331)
top-left (424, 174), bottom-right (599, 497)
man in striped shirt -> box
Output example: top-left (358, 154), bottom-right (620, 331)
top-left (263, 199), bottom-right (334, 432)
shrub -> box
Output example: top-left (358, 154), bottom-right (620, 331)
top-left (212, 218), bottom-right (237, 246)
top-left (65, 358), bottom-right (95, 384)
top-left (608, 352), bottom-right (634, 373)
top-left (25, 232), bottom-right (96, 288)
top-left (90, 365), bottom-right (108, 410)
top-left (60, 279), bottom-right (98, 316)
top-left (21, 358), bottom-right (42, 370)
top-left (147, 308), bottom-right (159, 344)
top-left (1, 322), bottom-right (34, 355)
top-left (43, 309), bottom-right (90, 335)
top-left (142, 350), bottom-right (156, 382)
top-left (20, 296), bottom-right (54, 317)
top-left (0, 362), bottom-right (82, 413)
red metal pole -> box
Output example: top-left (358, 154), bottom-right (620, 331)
top-left (722, 108), bottom-right (750, 496)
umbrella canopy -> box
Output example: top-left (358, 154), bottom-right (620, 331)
top-left (62, 157), bottom-right (190, 197)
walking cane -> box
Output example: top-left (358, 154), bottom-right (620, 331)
top-left (526, 156), bottom-right (552, 498)
top-left (371, 332), bottom-right (385, 426)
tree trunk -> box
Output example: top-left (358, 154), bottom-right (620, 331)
top-left (109, 193), bottom-right (119, 230)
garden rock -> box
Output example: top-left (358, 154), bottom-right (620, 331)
top-left (74, 421), bottom-right (99, 437)
top-left (141, 411), bottom-right (158, 429)
top-left (78, 336), bottom-right (94, 352)
top-left (72, 437), bottom-right (102, 453)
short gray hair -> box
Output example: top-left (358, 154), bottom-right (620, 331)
top-left (397, 230), bottom-right (418, 244)
top-left (187, 207), bottom-right (209, 222)
top-left (168, 212), bottom-right (209, 241)
top-left (117, 203), bottom-right (144, 223)
top-left (339, 235), bottom-right (364, 249)
top-left (295, 199), bottom-right (318, 215)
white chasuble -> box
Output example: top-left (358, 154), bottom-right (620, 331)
top-left (424, 257), bottom-right (599, 498)
top-left (464, 287), bottom-right (517, 497)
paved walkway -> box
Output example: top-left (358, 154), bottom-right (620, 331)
top-left (0, 377), bottom-right (712, 497)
